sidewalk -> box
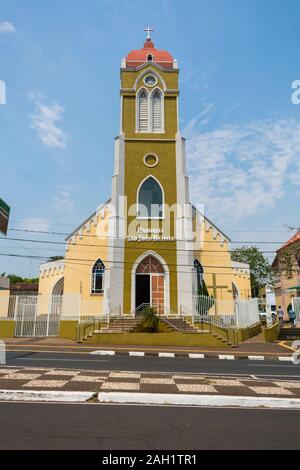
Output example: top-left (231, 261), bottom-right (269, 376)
top-left (2, 336), bottom-right (293, 359)
top-left (1, 366), bottom-right (300, 400)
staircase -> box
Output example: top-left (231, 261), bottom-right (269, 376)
top-left (278, 327), bottom-right (300, 340)
top-left (100, 317), bottom-right (142, 334)
top-left (160, 317), bottom-right (199, 333)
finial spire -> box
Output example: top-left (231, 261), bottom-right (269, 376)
top-left (144, 26), bottom-right (154, 41)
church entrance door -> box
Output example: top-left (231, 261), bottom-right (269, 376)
top-left (135, 274), bottom-right (150, 310)
top-left (135, 255), bottom-right (165, 314)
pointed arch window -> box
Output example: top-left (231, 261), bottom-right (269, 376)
top-left (138, 176), bottom-right (163, 219)
top-left (194, 259), bottom-right (204, 294)
top-left (152, 89), bottom-right (162, 132)
top-left (138, 89), bottom-right (149, 132)
top-left (136, 85), bottom-right (164, 133)
top-left (92, 259), bottom-right (105, 294)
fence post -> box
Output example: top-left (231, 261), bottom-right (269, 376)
top-left (14, 296), bottom-right (19, 321)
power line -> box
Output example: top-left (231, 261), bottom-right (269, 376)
top-left (0, 236), bottom-right (279, 254)
top-left (7, 228), bottom-right (288, 244)
top-left (0, 251), bottom-right (297, 275)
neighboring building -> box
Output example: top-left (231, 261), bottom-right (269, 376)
top-left (38, 32), bottom-right (251, 316)
top-left (258, 286), bottom-right (276, 312)
top-left (0, 276), bottom-right (10, 318)
top-left (10, 283), bottom-right (39, 296)
top-left (272, 230), bottom-right (300, 315)
top-left (0, 276), bottom-right (9, 291)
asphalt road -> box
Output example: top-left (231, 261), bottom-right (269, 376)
top-left (0, 402), bottom-right (299, 450)
top-left (5, 350), bottom-right (300, 379)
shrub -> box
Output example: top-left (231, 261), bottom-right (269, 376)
top-left (139, 307), bottom-right (160, 333)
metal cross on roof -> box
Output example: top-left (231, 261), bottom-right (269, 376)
top-left (144, 26), bottom-right (154, 40)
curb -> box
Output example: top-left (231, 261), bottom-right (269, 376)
top-left (0, 390), bottom-right (94, 403)
top-left (98, 392), bottom-right (300, 409)
top-left (90, 350), bottom-right (295, 362)
top-left (1, 389), bottom-right (300, 409)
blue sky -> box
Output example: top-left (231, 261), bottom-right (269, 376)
top-left (0, 0), bottom-right (300, 277)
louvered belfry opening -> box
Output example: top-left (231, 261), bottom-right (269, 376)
top-left (152, 89), bottom-right (162, 132)
top-left (138, 89), bottom-right (149, 132)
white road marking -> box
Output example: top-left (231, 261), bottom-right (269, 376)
top-left (219, 355), bottom-right (235, 360)
top-left (129, 352), bottom-right (145, 357)
top-left (158, 353), bottom-right (175, 358)
top-left (278, 357), bottom-right (294, 362)
top-left (248, 356), bottom-right (265, 361)
top-left (90, 351), bottom-right (115, 356)
top-left (189, 354), bottom-right (205, 359)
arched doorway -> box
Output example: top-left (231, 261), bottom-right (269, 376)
top-left (52, 277), bottom-right (64, 296)
top-left (51, 278), bottom-right (64, 315)
top-left (232, 282), bottom-right (240, 301)
top-left (135, 255), bottom-right (165, 314)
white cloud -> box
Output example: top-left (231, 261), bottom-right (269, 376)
top-left (29, 93), bottom-right (69, 149)
top-left (52, 190), bottom-right (74, 212)
top-left (0, 22), bottom-right (16, 34)
top-left (185, 115), bottom-right (300, 223)
top-left (20, 218), bottom-right (50, 232)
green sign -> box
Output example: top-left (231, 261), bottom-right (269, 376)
top-left (0, 198), bottom-right (10, 236)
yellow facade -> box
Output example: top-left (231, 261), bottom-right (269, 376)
top-left (37, 36), bottom-right (251, 317)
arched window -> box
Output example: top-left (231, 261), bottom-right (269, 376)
top-left (138, 89), bottom-right (149, 132)
top-left (194, 259), bottom-right (204, 294)
top-left (91, 259), bottom-right (105, 294)
top-left (138, 177), bottom-right (163, 219)
top-left (147, 54), bottom-right (153, 61)
top-left (152, 89), bottom-right (162, 132)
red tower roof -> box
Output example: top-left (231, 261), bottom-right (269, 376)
top-left (126, 38), bottom-right (174, 69)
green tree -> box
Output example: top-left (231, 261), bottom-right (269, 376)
top-left (231, 246), bottom-right (274, 297)
top-left (1, 273), bottom-right (39, 285)
top-left (47, 256), bottom-right (64, 262)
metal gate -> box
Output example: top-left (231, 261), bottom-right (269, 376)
top-left (14, 296), bottom-right (61, 338)
top-left (293, 297), bottom-right (300, 324)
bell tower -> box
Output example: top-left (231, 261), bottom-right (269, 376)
top-left (108, 30), bottom-right (194, 315)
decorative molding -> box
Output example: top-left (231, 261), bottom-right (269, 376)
top-left (40, 260), bottom-right (65, 278)
top-left (65, 200), bottom-right (110, 248)
top-left (232, 261), bottom-right (250, 276)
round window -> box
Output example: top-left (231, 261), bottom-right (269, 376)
top-left (144, 75), bottom-right (157, 87)
top-left (144, 154), bottom-right (159, 168)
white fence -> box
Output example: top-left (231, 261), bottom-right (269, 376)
top-left (6, 294), bottom-right (80, 338)
top-left (192, 295), bottom-right (260, 329)
top-left (293, 298), bottom-right (300, 325)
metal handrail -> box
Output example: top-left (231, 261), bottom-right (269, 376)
top-left (77, 317), bottom-right (95, 343)
top-left (160, 316), bottom-right (183, 332)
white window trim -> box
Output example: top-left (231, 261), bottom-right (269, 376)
top-left (133, 68), bottom-right (167, 92)
top-left (135, 86), bottom-right (165, 134)
top-left (91, 259), bottom-right (105, 295)
top-left (136, 175), bottom-right (165, 220)
top-left (143, 74), bottom-right (158, 87)
top-left (143, 152), bottom-right (159, 168)
top-left (136, 87), bottom-right (150, 133)
top-left (150, 87), bottom-right (165, 134)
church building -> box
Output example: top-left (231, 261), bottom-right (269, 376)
top-left (38, 31), bottom-right (251, 317)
